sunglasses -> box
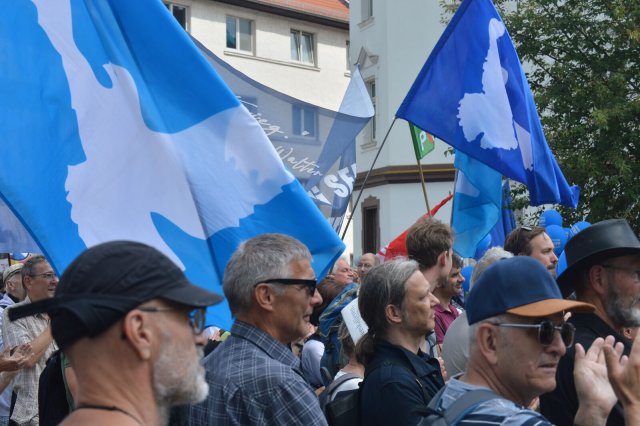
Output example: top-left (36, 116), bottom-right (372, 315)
top-left (492, 319), bottom-right (575, 348)
top-left (138, 307), bottom-right (207, 334)
top-left (256, 278), bottom-right (318, 297)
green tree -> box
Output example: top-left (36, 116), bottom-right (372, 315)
top-left (443, 0), bottom-right (640, 229)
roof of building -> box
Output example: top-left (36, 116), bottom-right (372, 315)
top-left (214, 0), bottom-right (349, 26)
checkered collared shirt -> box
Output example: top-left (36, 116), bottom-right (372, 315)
top-left (189, 320), bottom-right (327, 426)
top-left (3, 297), bottom-right (58, 425)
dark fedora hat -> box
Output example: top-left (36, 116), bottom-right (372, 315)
top-left (557, 219), bottom-right (640, 296)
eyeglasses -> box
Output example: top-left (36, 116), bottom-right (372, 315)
top-left (491, 319), bottom-right (575, 348)
top-left (138, 307), bottom-right (206, 334)
top-left (30, 272), bottom-right (57, 281)
top-left (255, 278), bottom-right (317, 297)
top-left (601, 264), bottom-right (640, 282)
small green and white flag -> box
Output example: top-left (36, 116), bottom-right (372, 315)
top-left (409, 123), bottom-right (435, 160)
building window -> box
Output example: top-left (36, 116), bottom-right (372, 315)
top-left (165, 2), bottom-right (189, 31)
top-left (362, 196), bottom-right (380, 254)
top-left (366, 79), bottom-right (376, 140)
top-left (292, 105), bottom-right (317, 138)
top-left (290, 30), bottom-right (315, 65)
top-left (362, 0), bottom-right (373, 21)
top-left (226, 16), bottom-right (253, 53)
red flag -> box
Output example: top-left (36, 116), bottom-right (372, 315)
top-left (377, 194), bottom-right (453, 261)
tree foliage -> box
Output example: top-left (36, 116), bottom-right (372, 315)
top-left (442, 0), bottom-right (640, 230)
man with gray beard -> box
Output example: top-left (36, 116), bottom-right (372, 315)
top-left (8, 241), bottom-right (222, 426)
top-left (540, 219), bottom-right (640, 425)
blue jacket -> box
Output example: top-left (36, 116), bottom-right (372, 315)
top-left (360, 340), bottom-right (444, 426)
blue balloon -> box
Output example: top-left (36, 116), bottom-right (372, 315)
top-left (556, 250), bottom-right (567, 277)
top-left (460, 265), bottom-right (474, 292)
top-left (473, 234), bottom-right (492, 260)
top-left (545, 224), bottom-right (568, 256)
top-left (569, 221), bottom-right (591, 238)
top-left (540, 209), bottom-right (563, 228)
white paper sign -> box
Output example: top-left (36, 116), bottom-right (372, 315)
top-left (341, 297), bottom-right (368, 344)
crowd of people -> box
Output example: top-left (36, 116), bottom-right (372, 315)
top-left (0, 217), bottom-right (639, 425)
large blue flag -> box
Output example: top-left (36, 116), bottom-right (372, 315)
top-left (0, 0), bottom-right (345, 329)
top-left (396, 0), bottom-right (579, 207)
top-left (195, 40), bottom-right (374, 231)
top-left (452, 152), bottom-right (502, 258)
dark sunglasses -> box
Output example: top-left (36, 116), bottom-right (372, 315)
top-left (255, 278), bottom-right (318, 297)
top-left (492, 319), bottom-right (575, 348)
top-left (138, 306), bottom-right (206, 334)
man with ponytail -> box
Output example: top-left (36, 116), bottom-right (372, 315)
top-left (356, 259), bottom-right (444, 426)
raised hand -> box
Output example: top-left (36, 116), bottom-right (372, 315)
top-left (573, 336), bottom-right (623, 426)
top-left (604, 332), bottom-right (640, 425)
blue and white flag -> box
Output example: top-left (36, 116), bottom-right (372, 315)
top-left (452, 152), bottom-right (502, 258)
top-left (195, 41), bottom-right (374, 231)
top-left (397, 0), bottom-right (579, 207)
top-left (0, 0), bottom-right (345, 328)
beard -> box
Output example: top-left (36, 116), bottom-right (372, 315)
top-left (152, 338), bottom-right (209, 413)
top-left (605, 283), bottom-right (640, 328)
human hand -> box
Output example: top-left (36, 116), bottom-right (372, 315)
top-left (0, 343), bottom-right (32, 372)
top-left (574, 336), bottom-right (623, 426)
top-left (604, 332), bottom-right (640, 424)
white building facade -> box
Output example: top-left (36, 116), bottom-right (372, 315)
top-left (349, 0), bottom-right (456, 260)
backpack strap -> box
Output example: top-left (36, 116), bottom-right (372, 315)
top-left (325, 373), bottom-right (361, 398)
top-left (320, 366), bottom-right (334, 387)
top-left (425, 387), bottom-right (501, 424)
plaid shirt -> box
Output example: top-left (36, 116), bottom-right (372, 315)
top-left (3, 297), bottom-right (58, 425)
top-left (189, 320), bottom-right (327, 426)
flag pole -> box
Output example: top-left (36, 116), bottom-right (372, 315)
top-left (340, 117), bottom-right (398, 241)
top-left (450, 168), bottom-right (459, 226)
top-left (416, 158), bottom-right (431, 214)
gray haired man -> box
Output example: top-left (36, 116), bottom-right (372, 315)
top-left (189, 234), bottom-right (326, 425)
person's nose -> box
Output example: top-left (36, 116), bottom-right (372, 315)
top-left (547, 327), bottom-right (567, 357)
top-left (194, 331), bottom-right (207, 346)
top-left (429, 292), bottom-right (440, 307)
top-left (311, 288), bottom-right (323, 306)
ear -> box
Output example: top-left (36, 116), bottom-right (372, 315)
top-left (254, 283), bottom-right (277, 312)
top-left (384, 304), bottom-right (403, 325)
top-left (475, 323), bottom-right (500, 365)
top-left (437, 251), bottom-right (447, 267)
top-left (22, 276), bottom-right (32, 292)
top-left (589, 265), bottom-right (608, 297)
top-left (122, 310), bottom-right (154, 361)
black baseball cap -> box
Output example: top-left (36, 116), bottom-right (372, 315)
top-left (8, 241), bottom-right (223, 349)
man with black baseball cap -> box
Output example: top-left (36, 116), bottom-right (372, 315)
top-left (540, 218), bottom-right (640, 425)
top-left (422, 256), bottom-right (623, 425)
top-left (9, 241), bottom-right (223, 426)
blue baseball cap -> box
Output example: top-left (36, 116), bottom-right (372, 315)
top-left (467, 257), bottom-right (594, 325)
